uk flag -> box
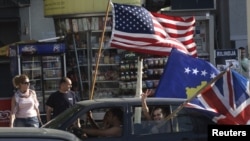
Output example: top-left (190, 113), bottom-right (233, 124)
top-left (187, 69), bottom-right (250, 124)
top-left (155, 48), bottom-right (250, 124)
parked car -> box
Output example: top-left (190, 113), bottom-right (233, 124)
top-left (0, 127), bottom-right (81, 141)
top-left (42, 97), bottom-right (216, 141)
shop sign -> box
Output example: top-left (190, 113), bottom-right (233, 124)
top-left (0, 98), bottom-right (11, 127)
top-left (215, 49), bottom-right (238, 68)
top-left (215, 49), bottom-right (237, 58)
top-left (44, 0), bottom-right (141, 17)
top-left (0, 46), bottom-right (9, 57)
top-left (18, 43), bottom-right (65, 55)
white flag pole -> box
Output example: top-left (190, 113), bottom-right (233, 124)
top-left (134, 57), bottom-right (143, 123)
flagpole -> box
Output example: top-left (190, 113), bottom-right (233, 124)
top-left (134, 57), bottom-right (143, 123)
top-left (90, 0), bottom-right (111, 100)
top-left (163, 65), bottom-right (232, 123)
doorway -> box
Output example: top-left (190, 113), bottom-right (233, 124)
top-left (0, 62), bottom-right (13, 97)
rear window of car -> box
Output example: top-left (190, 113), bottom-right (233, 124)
top-left (132, 104), bottom-right (215, 135)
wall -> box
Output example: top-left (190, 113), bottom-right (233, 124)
top-left (19, 0), bottom-right (56, 41)
top-left (229, 0), bottom-right (247, 48)
top-left (17, 0), bottom-right (249, 49)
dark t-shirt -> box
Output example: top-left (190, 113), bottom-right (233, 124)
top-left (46, 90), bottom-right (79, 118)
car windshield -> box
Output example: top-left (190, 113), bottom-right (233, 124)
top-left (42, 104), bottom-right (82, 129)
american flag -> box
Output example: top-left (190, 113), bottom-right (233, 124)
top-left (186, 69), bottom-right (250, 124)
top-left (110, 3), bottom-right (197, 57)
top-left (151, 12), bottom-right (197, 56)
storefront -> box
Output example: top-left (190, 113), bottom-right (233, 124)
top-left (43, 0), bottom-right (217, 100)
top-left (0, 45), bottom-right (12, 127)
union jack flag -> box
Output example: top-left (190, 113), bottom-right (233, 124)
top-left (110, 3), bottom-right (197, 57)
top-left (155, 48), bottom-right (250, 124)
top-left (187, 69), bottom-right (250, 124)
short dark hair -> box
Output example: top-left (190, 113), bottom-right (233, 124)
top-left (239, 46), bottom-right (245, 50)
top-left (59, 77), bottom-right (70, 85)
top-left (109, 108), bottom-right (123, 123)
top-left (151, 106), bottom-right (169, 117)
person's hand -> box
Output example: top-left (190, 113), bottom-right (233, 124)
top-left (81, 133), bottom-right (88, 139)
top-left (87, 111), bottom-right (93, 120)
top-left (141, 89), bottom-right (152, 101)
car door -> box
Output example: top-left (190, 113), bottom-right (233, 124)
top-left (65, 104), bottom-right (128, 141)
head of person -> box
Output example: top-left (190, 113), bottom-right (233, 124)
top-left (13, 74), bottom-right (30, 92)
top-left (151, 107), bottom-right (166, 124)
top-left (107, 108), bottom-right (123, 125)
top-left (103, 110), bottom-right (111, 122)
top-left (59, 77), bottom-right (72, 93)
top-left (12, 75), bottom-right (19, 89)
top-left (239, 46), bottom-right (247, 59)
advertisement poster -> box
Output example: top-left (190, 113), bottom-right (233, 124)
top-left (0, 45), bottom-right (9, 57)
top-left (0, 98), bottom-right (11, 127)
top-left (44, 0), bottom-right (141, 16)
top-left (18, 43), bottom-right (65, 55)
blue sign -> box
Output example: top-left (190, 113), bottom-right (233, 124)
top-left (215, 49), bottom-right (238, 58)
top-left (18, 42), bottom-right (65, 55)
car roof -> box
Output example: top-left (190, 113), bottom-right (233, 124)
top-left (77, 97), bottom-right (187, 106)
top-left (0, 127), bottom-right (80, 141)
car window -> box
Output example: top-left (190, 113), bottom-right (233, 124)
top-left (68, 106), bottom-right (124, 140)
top-left (132, 105), bottom-right (215, 135)
top-left (132, 105), bottom-right (171, 135)
top-left (172, 107), bottom-right (216, 133)
top-left (43, 104), bottom-right (82, 129)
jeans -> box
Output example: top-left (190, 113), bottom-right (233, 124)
top-left (14, 116), bottom-right (39, 127)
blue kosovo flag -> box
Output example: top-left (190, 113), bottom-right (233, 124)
top-left (155, 48), bottom-right (220, 99)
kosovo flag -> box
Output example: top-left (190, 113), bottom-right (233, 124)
top-left (155, 48), bottom-right (220, 99)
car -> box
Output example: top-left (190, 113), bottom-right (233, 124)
top-left (0, 127), bottom-right (81, 141)
top-left (42, 97), bottom-right (216, 141)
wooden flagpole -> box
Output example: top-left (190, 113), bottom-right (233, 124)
top-left (90, 0), bottom-right (111, 100)
top-left (162, 64), bottom-right (232, 124)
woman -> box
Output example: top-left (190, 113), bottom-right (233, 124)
top-left (9, 74), bottom-right (42, 127)
top-left (141, 89), bottom-right (170, 133)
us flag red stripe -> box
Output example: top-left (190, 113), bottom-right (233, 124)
top-left (151, 13), bottom-right (197, 56)
top-left (110, 3), bottom-right (197, 57)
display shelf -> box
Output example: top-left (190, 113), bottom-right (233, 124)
top-left (54, 15), bottom-right (122, 99)
top-left (22, 68), bottom-right (41, 71)
top-left (141, 57), bottom-right (167, 96)
top-left (43, 77), bottom-right (61, 80)
top-left (95, 80), bottom-right (120, 83)
top-left (118, 52), bottom-right (139, 97)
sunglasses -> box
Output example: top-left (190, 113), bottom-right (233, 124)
top-left (21, 82), bottom-right (30, 85)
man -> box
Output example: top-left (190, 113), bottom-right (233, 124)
top-left (81, 108), bottom-right (123, 138)
top-left (46, 77), bottom-right (79, 122)
top-left (239, 46), bottom-right (250, 79)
